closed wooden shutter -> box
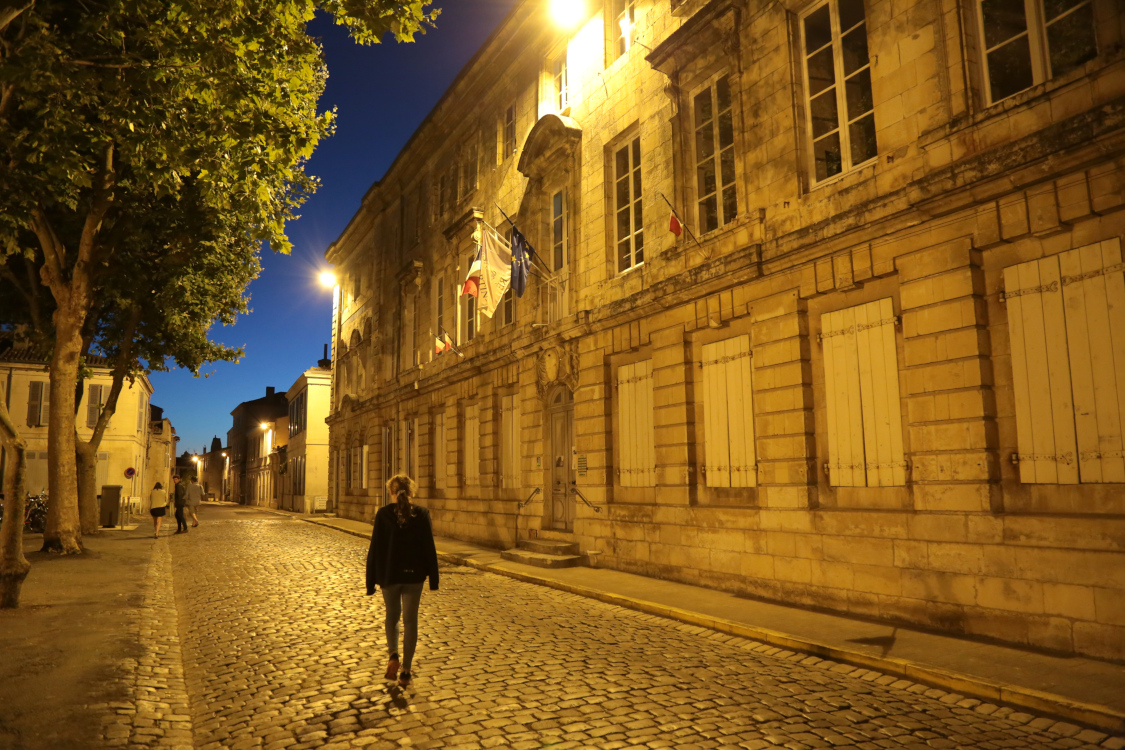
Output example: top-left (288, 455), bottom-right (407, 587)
top-left (27, 381), bottom-right (41, 428)
top-left (87, 384), bottom-right (103, 428)
top-left (434, 412), bottom-right (447, 488)
top-left (822, 298), bottom-right (905, 487)
top-left (617, 360), bottom-right (656, 487)
top-left (361, 445), bottom-right (370, 489)
top-left (1006, 239), bottom-right (1125, 483)
top-left (465, 404), bottom-right (480, 485)
top-left (702, 335), bottom-right (757, 488)
top-left (501, 393), bottom-right (521, 488)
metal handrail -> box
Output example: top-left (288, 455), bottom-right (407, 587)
top-left (519, 487), bottom-right (541, 509)
top-left (570, 485), bottom-right (602, 513)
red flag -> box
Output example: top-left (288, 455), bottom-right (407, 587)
top-left (669, 213), bottom-right (683, 236)
top-left (434, 335), bottom-right (447, 355)
top-left (461, 253), bottom-right (482, 297)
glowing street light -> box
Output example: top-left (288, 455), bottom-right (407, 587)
top-left (318, 271), bottom-right (337, 288)
top-left (260, 422), bottom-right (270, 430)
top-left (550, 0), bottom-right (584, 29)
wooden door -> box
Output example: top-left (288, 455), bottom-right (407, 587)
top-left (548, 387), bottom-right (575, 531)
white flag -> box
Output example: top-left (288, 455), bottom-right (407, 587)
top-left (477, 228), bottom-right (512, 318)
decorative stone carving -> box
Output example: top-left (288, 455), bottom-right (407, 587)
top-left (537, 342), bottom-right (580, 399)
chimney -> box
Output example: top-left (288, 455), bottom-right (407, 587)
top-left (266, 386), bottom-right (275, 397)
top-left (318, 343), bottom-right (332, 369)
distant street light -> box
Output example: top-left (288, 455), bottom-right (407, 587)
top-left (318, 271), bottom-right (337, 288)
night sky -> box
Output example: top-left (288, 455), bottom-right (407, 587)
top-left (148, 0), bottom-right (518, 456)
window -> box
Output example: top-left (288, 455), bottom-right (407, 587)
top-left (438, 171), bottom-right (450, 217)
top-left (464, 404), bottom-right (480, 485)
top-left (1004, 239), bottom-right (1125, 484)
top-left (461, 141), bottom-right (478, 197)
top-left (801, 0), bottom-right (877, 184)
top-left (693, 75), bottom-right (738, 233)
top-left (616, 360), bottom-right (656, 487)
top-left (701, 336), bottom-right (757, 487)
top-left (821, 298), bottom-right (906, 487)
top-left (552, 190), bottom-right (568, 272)
top-left (462, 253), bottom-right (477, 343)
top-left (501, 289), bottom-right (515, 327)
top-left (361, 445), bottom-right (369, 490)
top-left (136, 392), bottom-right (148, 433)
top-left (345, 446), bottom-right (353, 489)
top-left (553, 54), bottom-right (569, 111)
top-left (977, 0), bottom-right (1097, 104)
top-left (289, 390), bottom-right (307, 437)
top-left (501, 392), bottom-right (522, 488)
top-left (435, 276), bottom-right (447, 342)
top-left (434, 411), bottom-right (447, 488)
top-left (613, 0), bottom-right (636, 60)
top-left (503, 105), bottom-right (516, 158)
top-left (614, 137), bottom-right (644, 273)
top-left (86, 384), bottom-right (104, 429)
top-left (402, 192), bottom-right (419, 247)
top-left (352, 269), bottom-right (362, 300)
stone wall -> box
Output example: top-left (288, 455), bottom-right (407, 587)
top-left (325, 0), bottom-right (1125, 659)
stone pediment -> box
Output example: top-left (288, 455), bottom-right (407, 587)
top-left (517, 114), bottom-right (583, 180)
top-left (646, 0), bottom-right (745, 76)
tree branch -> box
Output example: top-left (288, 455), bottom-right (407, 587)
top-left (29, 208), bottom-right (65, 293)
top-left (88, 306), bottom-right (141, 448)
top-left (0, 2), bottom-right (33, 36)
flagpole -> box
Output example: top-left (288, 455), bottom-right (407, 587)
top-left (659, 192), bottom-right (704, 251)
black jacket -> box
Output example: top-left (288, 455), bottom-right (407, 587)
top-left (366, 504), bottom-right (439, 594)
top-left (173, 483), bottom-right (187, 509)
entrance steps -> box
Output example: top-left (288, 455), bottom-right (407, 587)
top-left (501, 538), bottom-right (582, 569)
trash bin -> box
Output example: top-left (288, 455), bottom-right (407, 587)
top-left (100, 485), bottom-right (122, 528)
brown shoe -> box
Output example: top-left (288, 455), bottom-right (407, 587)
top-left (397, 671), bottom-right (411, 688)
top-left (384, 657), bottom-right (399, 681)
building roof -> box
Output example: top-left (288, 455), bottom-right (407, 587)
top-left (0, 337), bottom-right (111, 367)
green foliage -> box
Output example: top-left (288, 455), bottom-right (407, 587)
top-left (0, 0), bottom-right (435, 371)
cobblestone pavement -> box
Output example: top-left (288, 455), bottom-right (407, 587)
top-left (170, 508), bottom-right (1123, 750)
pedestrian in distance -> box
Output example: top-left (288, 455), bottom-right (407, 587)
top-left (186, 475), bottom-right (204, 527)
top-left (172, 474), bottom-right (188, 534)
top-left (149, 482), bottom-right (168, 538)
top-left (366, 473), bottom-right (439, 689)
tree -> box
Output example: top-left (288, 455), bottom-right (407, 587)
top-left (0, 0), bottom-right (436, 555)
top-left (0, 392), bottom-right (32, 608)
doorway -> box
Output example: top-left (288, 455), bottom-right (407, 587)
top-left (547, 386), bottom-right (575, 531)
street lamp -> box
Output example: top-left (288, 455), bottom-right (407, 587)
top-left (318, 271), bottom-right (337, 288)
top-left (550, 0), bottom-right (584, 28)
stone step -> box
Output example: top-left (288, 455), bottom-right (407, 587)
top-left (519, 538), bottom-right (580, 556)
top-left (500, 548), bottom-right (583, 569)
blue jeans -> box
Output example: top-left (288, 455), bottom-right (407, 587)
top-left (381, 583), bottom-right (424, 671)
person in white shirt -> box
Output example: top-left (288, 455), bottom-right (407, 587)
top-left (148, 482), bottom-right (168, 539)
top-left (186, 475), bottom-right (205, 527)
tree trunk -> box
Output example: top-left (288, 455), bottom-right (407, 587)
top-left (42, 300), bottom-right (84, 554)
top-left (0, 403), bottom-right (32, 608)
top-left (76, 440), bottom-right (100, 535)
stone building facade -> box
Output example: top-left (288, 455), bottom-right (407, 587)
top-left (325, 0), bottom-right (1125, 659)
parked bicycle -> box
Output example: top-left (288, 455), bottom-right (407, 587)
top-left (0, 492), bottom-right (49, 533)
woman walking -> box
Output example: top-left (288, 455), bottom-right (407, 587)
top-left (366, 474), bottom-right (439, 688)
top-left (172, 475), bottom-right (188, 534)
top-left (149, 482), bottom-right (168, 538)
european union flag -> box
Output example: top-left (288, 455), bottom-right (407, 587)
top-left (511, 227), bottom-right (533, 297)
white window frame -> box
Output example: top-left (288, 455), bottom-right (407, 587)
top-left (553, 54), bottom-right (569, 112)
top-left (975, 0), bottom-right (1098, 105)
top-left (614, 136), bottom-right (644, 274)
top-left (612, 0), bottom-right (636, 61)
top-left (799, 0), bottom-right (878, 186)
top-left (691, 73), bottom-right (739, 234)
top-left (503, 104), bottom-right (516, 158)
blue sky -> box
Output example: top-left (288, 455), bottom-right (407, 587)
top-left (148, 1), bottom-right (518, 456)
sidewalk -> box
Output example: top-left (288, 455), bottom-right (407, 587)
top-left (295, 511), bottom-right (1125, 736)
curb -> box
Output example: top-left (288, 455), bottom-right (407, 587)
top-left (297, 515), bottom-right (1125, 737)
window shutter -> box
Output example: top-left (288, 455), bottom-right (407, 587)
top-left (1004, 256), bottom-right (1079, 484)
top-left (361, 445), bottom-right (370, 489)
top-left (27, 381), bottom-right (42, 428)
top-left (501, 393), bottom-right (522, 488)
top-left (853, 298), bottom-right (907, 487)
top-left (87, 384), bottom-right (102, 428)
top-left (823, 306), bottom-right (866, 487)
top-left (465, 404), bottom-right (480, 485)
top-left (617, 360), bottom-right (655, 487)
top-left (703, 336), bottom-right (756, 488)
top-left (1060, 239), bottom-right (1125, 482)
top-left (434, 412), bottom-right (447, 488)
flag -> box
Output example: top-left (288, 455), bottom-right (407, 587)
top-left (669, 213), bottom-right (683, 237)
top-left (511, 227), bottom-right (533, 297)
top-left (434, 335), bottom-right (448, 355)
top-left (461, 249), bottom-right (481, 298)
top-left (443, 331), bottom-right (454, 350)
top-left (477, 227), bottom-right (512, 318)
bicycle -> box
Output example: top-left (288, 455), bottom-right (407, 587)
top-left (0, 492), bottom-right (49, 533)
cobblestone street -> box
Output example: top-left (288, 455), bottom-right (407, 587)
top-left (153, 506), bottom-right (1119, 750)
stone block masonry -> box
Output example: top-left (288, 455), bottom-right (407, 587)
top-left (324, 0), bottom-right (1125, 659)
